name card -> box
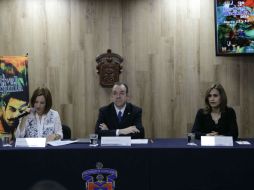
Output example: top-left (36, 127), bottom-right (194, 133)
top-left (101, 136), bottom-right (131, 146)
top-left (15, 138), bottom-right (46, 148)
top-left (131, 139), bottom-right (148, 144)
top-left (201, 136), bottom-right (233, 146)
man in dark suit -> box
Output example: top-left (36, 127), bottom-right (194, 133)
top-left (95, 82), bottom-right (144, 139)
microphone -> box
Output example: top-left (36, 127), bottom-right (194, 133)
top-left (9, 108), bottom-right (35, 120)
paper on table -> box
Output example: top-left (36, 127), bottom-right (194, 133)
top-left (236, 141), bottom-right (251, 145)
top-left (131, 139), bottom-right (148, 144)
top-left (47, 140), bottom-right (78, 146)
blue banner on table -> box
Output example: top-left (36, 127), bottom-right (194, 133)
top-left (0, 56), bottom-right (29, 134)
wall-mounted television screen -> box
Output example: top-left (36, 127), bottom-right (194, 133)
top-left (215, 0), bottom-right (254, 56)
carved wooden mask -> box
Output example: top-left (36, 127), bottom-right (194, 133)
top-left (96, 49), bottom-right (123, 87)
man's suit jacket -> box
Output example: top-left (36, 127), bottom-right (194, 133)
top-left (95, 102), bottom-right (144, 139)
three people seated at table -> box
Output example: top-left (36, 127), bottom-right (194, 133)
top-left (95, 82), bottom-right (144, 139)
top-left (15, 87), bottom-right (63, 142)
top-left (13, 82), bottom-right (239, 141)
top-left (192, 83), bottom-right (238, 140)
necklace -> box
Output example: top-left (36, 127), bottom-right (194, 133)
top-left (211, 112), bottom-right (221, 124)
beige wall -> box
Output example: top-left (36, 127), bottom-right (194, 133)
top-left (0, 0), bottom-right (253, 138)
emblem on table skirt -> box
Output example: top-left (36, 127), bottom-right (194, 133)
top-left (82, 162), bottom-right (118, 190)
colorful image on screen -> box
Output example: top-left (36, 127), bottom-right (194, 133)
top-left (215, 0), bottom-right (254, 55)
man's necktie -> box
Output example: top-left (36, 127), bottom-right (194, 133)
top-left (117, 111), bottom-right (122, 122)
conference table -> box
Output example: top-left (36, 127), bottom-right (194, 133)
top-left (1, 138), bottom-right (254, 190)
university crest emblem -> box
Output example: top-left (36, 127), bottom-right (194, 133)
top-left (82, 162), bottom-right (118, 190)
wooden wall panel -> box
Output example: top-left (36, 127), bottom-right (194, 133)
top-left (0, 0), bottom-right (254, 138)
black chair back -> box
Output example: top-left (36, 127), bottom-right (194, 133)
top-left (62, 124), bottom-right (71, 139)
